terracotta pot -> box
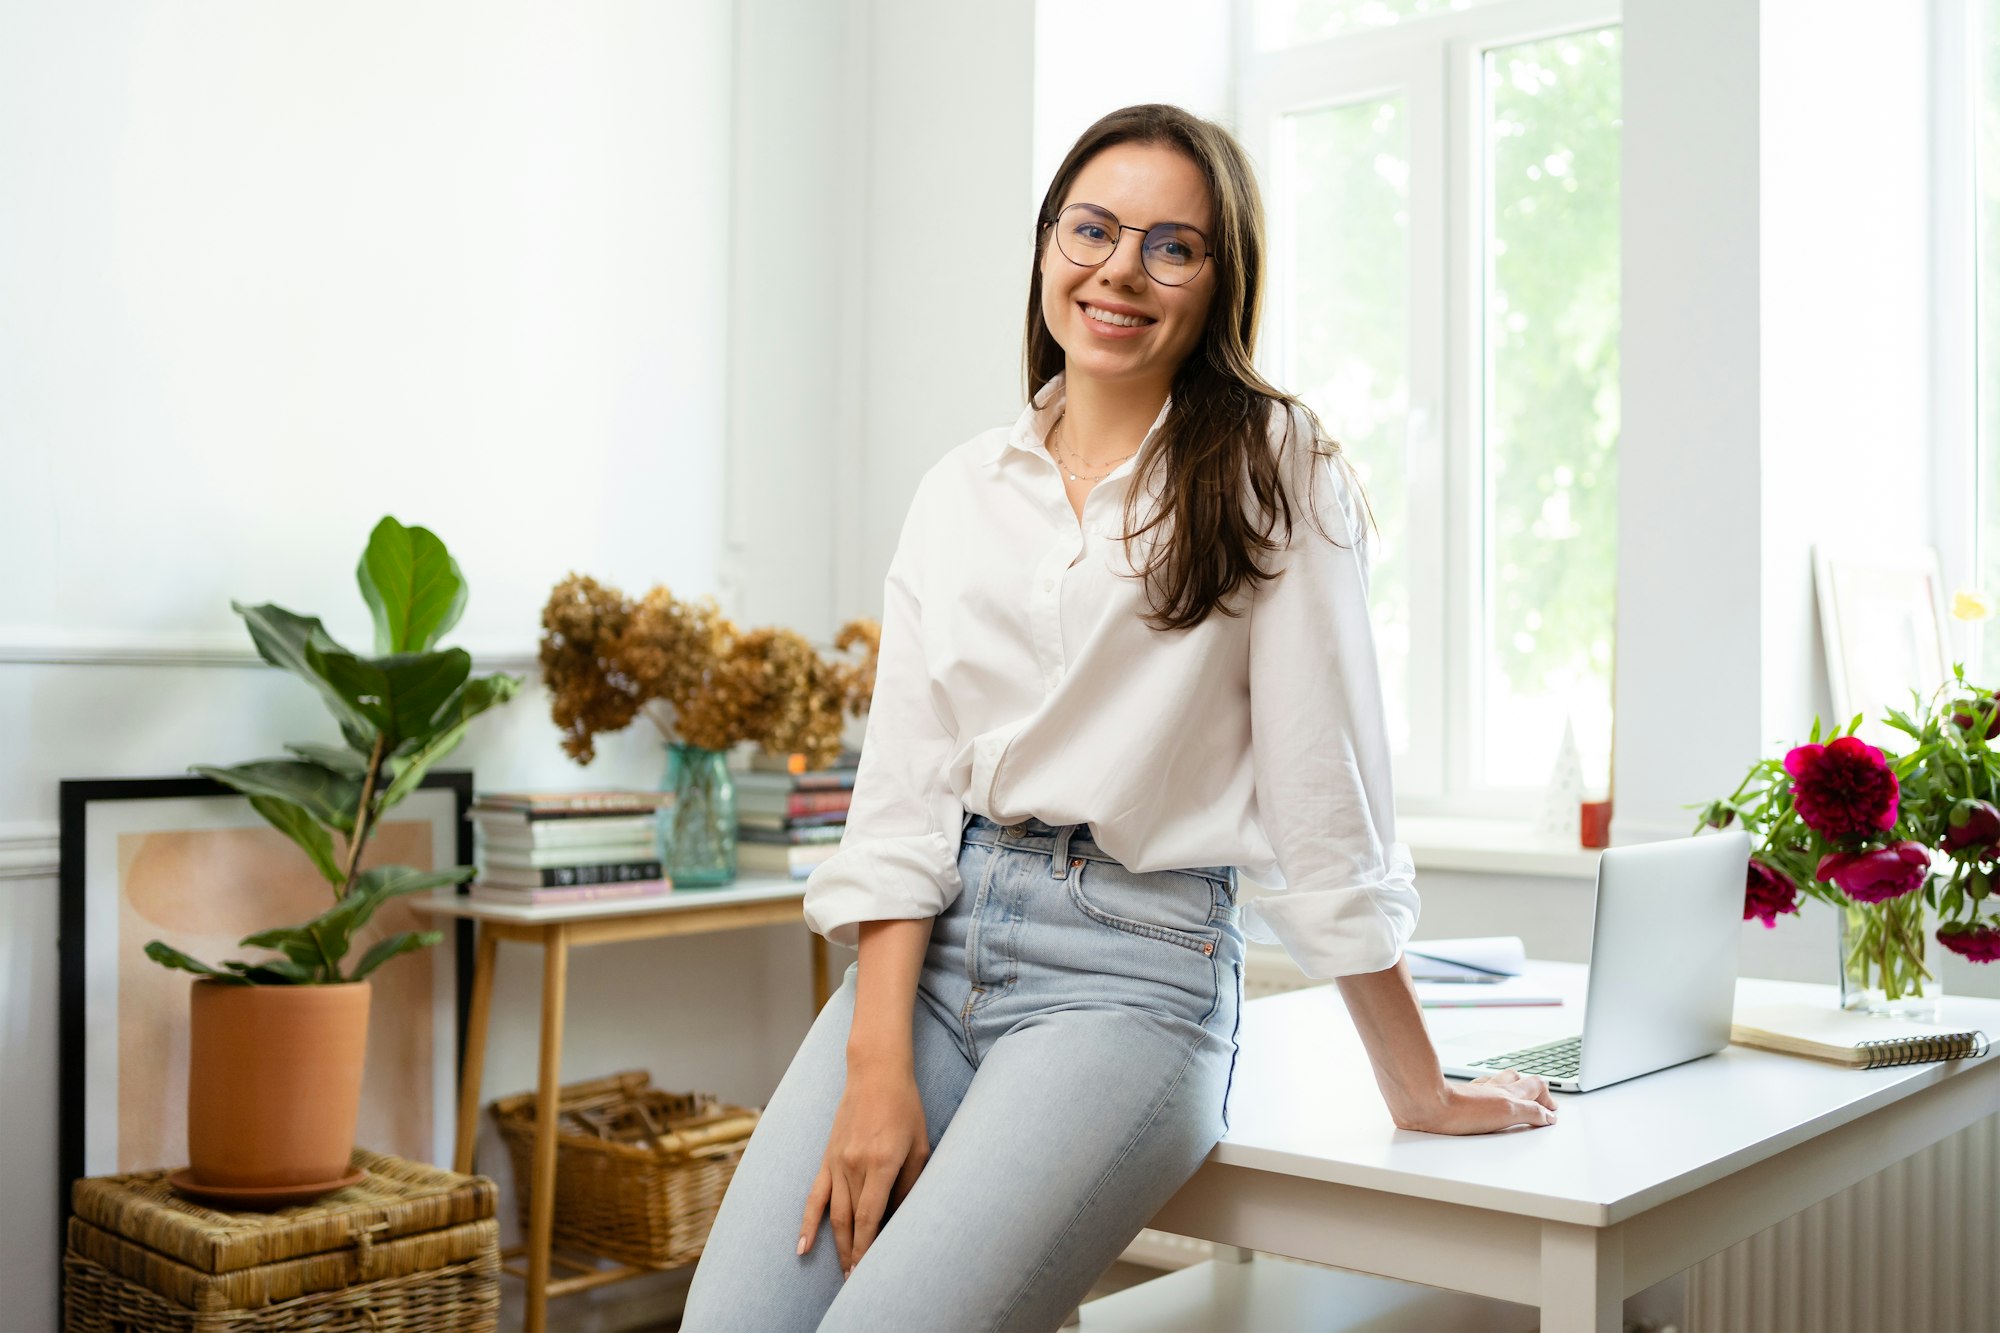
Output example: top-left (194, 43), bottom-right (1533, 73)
top-left (186, 978), bottom-right (371, 1188)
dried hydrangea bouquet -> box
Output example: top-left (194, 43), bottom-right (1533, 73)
top-left (1698, 666), bottom-right (2000, 1018)
top-left (539, 574), bottom-right (879, 885)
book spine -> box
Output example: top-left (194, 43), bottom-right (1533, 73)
top-left (472, 805), bottom-right (670, 823)
top-left (739, 811), bottom-right (849, 831)
top-left (484, 860), bottom-right (664, 887)
top-left (480, 845), bottom-right (658, 869)
top-left (471, 880), bottom-right (671, 904)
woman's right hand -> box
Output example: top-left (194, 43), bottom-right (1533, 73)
top-left (1392, 1068), bottom-right (1558, 1134)
top-left (798, 1062), bottom-right (931, 1276)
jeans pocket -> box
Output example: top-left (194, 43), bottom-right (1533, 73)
top-left (1065, 857), bottom-right (1222, 955)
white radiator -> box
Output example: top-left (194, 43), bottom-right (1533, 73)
top-left (1686, 1110), bottom-right (2000, 1333)
top-left (1129, 949), bottom-right (2000, 1331)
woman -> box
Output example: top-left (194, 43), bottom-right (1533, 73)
top-left (680, 103), bottom-right (1556, 1333)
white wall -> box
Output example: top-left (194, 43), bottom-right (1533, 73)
top-left (1, 0), bottom-right (1043, 1323)
top-left (845, 0), bottom-right (1039, 616)
top-left (0, 0), bottom-right (751, 1319)
top-left (1031, 0), bottom-right (1235, 216)
top-left (1611, 0), bottom-right (1766, 843)
top-left (1759, 0), bottom-right (1935, 749)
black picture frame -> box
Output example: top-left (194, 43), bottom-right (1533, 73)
top-left (56, 771), bottom-right (474, 1242)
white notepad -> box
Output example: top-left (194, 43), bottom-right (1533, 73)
top-left (1731, 1002), bottom-right (1991, 1069)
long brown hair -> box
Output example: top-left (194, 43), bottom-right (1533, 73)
top-left (1026, 103), bottom-right (1370, 632)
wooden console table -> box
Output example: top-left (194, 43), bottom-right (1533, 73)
top-left (410, 878), bottom-right (833, 1333)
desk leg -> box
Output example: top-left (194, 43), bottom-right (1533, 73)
top-left (810, 933), bottom-right (830, 1013)
top-left (1540, 1220), bottom-right (1622, 1333)
top-left (525, 926), bottom-right (570, 1333)
top-left (454, 928), bottom-right (499, 1175)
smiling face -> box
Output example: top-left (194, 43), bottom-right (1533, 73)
top-left (1038, 140), bottom-right (1218, 391)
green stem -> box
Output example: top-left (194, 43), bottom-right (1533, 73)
top-left (340, 732), bottom-right (389, 897)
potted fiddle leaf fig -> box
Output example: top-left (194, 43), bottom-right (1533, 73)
top-left (149, 517), bottom-right (522, 1199)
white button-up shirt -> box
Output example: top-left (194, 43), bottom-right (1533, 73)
top-left (801, 371), bottom-right (1419, 979)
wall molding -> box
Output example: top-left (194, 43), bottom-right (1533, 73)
top-left (0, 823), bottom-right (59, 881)
top-left (0, 629), bottom-right (538, 672)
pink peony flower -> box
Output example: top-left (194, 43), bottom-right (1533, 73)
top-left (1785, 736), bottom-right (1900, 840)
top-left (1936, 922), bottom-right (2000, 962)
top-left (1743, 858), bottom-right (1800, 929)
top-left (1944, 798), bottom-right (2000, 855)
top-left (1951, 695), bottom-right (2000, 739)
top-left (1816, 841), bottom-right (1930, 904)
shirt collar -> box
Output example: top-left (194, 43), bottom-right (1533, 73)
top-left (990, 370), bottom-right (1174, 478)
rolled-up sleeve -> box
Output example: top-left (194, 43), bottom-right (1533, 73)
top-left (801, 487), bottom-right (964, 948)
top-left (1242, 428), bottom-right (1420, 979)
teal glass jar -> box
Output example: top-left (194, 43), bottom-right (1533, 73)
top-left (658, 742), bottom-right (737, 887)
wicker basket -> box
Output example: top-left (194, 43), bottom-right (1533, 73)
top-left (63, 1148), bottom-right (499, 1332)
top-left (491, 1069), bottom-right (760, 1270)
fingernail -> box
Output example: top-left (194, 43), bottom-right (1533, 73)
top-left (797, 1236), bottom-right (808, 1256)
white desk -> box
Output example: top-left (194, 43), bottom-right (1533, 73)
top-left (1145, 961), bottom-right (2000, 1332)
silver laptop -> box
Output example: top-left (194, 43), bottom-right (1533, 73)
top-left (1435, 830), bottom-right (1749, 1093)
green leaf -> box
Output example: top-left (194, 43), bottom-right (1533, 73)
top-left (357, 517), bottom-right (469, 655)
top-left (1847, 712), bottom-right (1864, 738)
top-left (222, 957), bottom-right (315, 985)
top-left (320, 865), bottom-right (472, 963)
top-left (285, 741), bottom-right (370, 778)
top-left (145, 940), bottom-right (249, 982)
top-left (192, 760), bottom-right (361, 834)
top-left (246, 794), bottom-right (343, 886)
top-left (306, 644), bottom-right (471, 748)
top-left (1809, 716), bottom-right (1823, 744)
top-left (238, 924), bottom-right (335, 976)
top-left (354, 864), bottom-right (476, 900)
top-left (232, 602), bottom-right (375, 739)
top-left (377, 673), bottom-right (523, 812)
top-left (349, 930), bottom-right (443, 981)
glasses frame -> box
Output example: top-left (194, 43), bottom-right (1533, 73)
top-left (1041, 202), bottom-right (1215, 287)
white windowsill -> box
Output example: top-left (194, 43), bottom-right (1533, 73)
top-left (1396, 815), bottom-right (1601, 880)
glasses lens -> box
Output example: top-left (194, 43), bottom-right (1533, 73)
top-left (1142, 225), bottom-right (1207, 286)
top-left (1051, 203), bottom-right (1210, 286)
top-left (1055, 204), bottom-right (1117, 267)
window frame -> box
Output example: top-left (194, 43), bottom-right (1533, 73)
top-left (1235, 0), bottom-right (1624, 820)
top-left (1937, 0), bottom-right (1979, 677)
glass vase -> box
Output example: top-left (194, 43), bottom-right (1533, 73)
top-left (1837, 889), bottom-right (1942, 1020)
top-left (659, 742), bottom-right (737, 887)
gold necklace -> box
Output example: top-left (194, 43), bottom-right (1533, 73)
top-left (1050, 417), bottom-right (1138, 483)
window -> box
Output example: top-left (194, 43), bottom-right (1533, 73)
top-left (1978, 1), bottom-right (2000, 655)
top-left (1240, 0), bottom-right (1621, 818)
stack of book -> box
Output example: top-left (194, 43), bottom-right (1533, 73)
top-left (736, 750), bottom-right (858, 879)
top-left (469, 790), bottom-right (676, 907)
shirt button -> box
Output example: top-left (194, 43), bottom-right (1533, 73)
top-left (1043, 579), bottom-right (1054, 592)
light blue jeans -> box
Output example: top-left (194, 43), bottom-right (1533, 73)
top-left (679, 813), bottom-right (1246, 1333)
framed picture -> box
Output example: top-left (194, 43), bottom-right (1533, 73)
top-left (57, 771), bottom-right (473, 1205)
top-left (1812, 545), bottom-right (1952, 747)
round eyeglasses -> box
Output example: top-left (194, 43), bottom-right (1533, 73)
top-left (1044, 202), bottom-right (1213, 287)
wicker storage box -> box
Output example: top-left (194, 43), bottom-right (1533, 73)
top-left (64, 1148), bottom-right (499, 1333)
top-left (491, 1069), bottom-right (760, 1270)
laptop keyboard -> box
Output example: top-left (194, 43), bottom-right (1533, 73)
top-left (1467, 1034), bottom-right (1582, 1080)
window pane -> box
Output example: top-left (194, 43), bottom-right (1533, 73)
top-left (1284, 97), bottom-right (1411, 762)
top-left (1482, 27), bottom-right (1621, 791)
top-left (1257, 0), bottom-right (1500, 49)
top-left (1978, 0), bottom-right (2000, 644)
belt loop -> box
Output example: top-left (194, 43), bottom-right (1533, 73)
top-left (1050, 823), bottom-right (1077, 878)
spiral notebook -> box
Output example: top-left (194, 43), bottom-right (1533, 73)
top-left (1730, 1003), bottom-right (1992, 1069)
